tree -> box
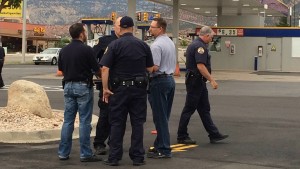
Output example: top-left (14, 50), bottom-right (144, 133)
top-left (55, 37), bottom-right (70, 48)
top-left (276, 16), bottom-right (289, 27)
top-left (0, 0), bottom-right (22, 13)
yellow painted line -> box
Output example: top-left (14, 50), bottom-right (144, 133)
top-left (173, 145), bottom-right (198, 150)
top-left (149, 144), bottom-right (198, 153)
top-left (170, 144), bottom-right (185, 148)
top-left (172, 149), bottom-right (186, 152)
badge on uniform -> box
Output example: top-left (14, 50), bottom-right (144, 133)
top-left (198, 47), bottom-right (205, 54)
top-left (104, 47), bottom-right (108, 54)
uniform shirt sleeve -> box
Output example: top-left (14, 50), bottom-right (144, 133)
top-left (194, 45), bottom-right (208, 65)
top-left (150, 44), bottom-right (161, 66)
top-left (99, 42), bottom-right (114, 68)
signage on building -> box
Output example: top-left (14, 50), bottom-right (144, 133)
top-left (33, 27), bottom-right (45, 36)
top-left (213, 28), bottom-right (244, 36)
top-left (0, 0), bottom-right (23, 17)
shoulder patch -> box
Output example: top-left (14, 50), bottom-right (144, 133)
top-left (104, 47), bottom-right (108, 54)
top-left (197, 47), bottom-right (205, 54)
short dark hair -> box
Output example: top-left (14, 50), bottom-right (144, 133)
top-left (153, 18), bottom-right (167, 31)
top-left (69, 23), bottom-right (85, 39)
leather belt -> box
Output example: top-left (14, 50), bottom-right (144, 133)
top-left (152, 74), bottom-right (173, 78)
top-left (65, 81), bottom-right (87, 84)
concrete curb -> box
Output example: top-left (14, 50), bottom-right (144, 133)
top-left (0, 109), bottom-right (99, 143)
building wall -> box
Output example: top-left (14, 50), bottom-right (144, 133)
top-left (211, 37), bottom-right (266, 71)
top-left (211, 37), bottom-right (300, 72)
top-left (282, 38), bottom-right (300, 72)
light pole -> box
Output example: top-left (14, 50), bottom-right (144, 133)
top-left (290, 7), bottom-right (292, 27)
top-left (21, 0), bottom-right (27, 63)
top-left (264, 4), bottom-right (268, 26)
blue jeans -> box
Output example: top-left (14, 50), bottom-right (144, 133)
top-left (148, 76), bottom-right (175, 156)
top-left (58, 82), bottom-right (94, 158)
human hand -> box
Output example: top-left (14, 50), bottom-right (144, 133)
top-left (102, 89), bottom-right (114, 103)
top-left (210, 80), bottom-right (218, 89)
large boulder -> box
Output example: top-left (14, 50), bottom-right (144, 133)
top-left (7, 80), bottom-right (53, 118)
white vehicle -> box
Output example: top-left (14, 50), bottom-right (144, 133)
top-left (32, 48), bottom-right (61, 65)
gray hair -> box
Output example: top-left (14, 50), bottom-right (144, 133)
top-left (199, 26), bottom-right (213, 36)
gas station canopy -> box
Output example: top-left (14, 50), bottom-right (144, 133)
top-left (148, 0), bottom-right (289, 17)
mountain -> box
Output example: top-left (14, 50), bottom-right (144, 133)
top-left (28, 0), bottom-right (168, 25)
top-left (27, 0), bottom-right (210, 26)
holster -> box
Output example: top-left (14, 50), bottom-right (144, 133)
top-left (135, 76), bottom-right (148, 88)
top-left (94, 79), bottom-right (102, 90)
top-left (62, 79), bottom-right (65, 89)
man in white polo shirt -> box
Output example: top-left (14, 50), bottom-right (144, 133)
top-left (147, 17), bottom-right (176, 159)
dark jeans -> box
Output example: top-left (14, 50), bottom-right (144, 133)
top-left (108, 85), bottom-right (147, 162)
top-left (148, 76), bottom-right (175, 156)
top-left (177, 76), bottom-right (220, 140)
top-left (93, 90), bottom-right (110, 148)
top-left (0, 60), bottom-right (4, 87)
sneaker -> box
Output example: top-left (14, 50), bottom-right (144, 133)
top-left (147, 151), bottom-right (171, 159)
top-left (58, 155), bottom-right (69, 161)
top-left (95, 146), bottom-right (107, 155)
top-left (133, 160), bottom-right (146, 166)
top-left (80, 155), bottom-right (102, 162)
top-left (177, 137), bottom-right (197, 144)
top-left (104, 159), bottom-right (119, 166)
top-left (210, 134), bottom-right (229, 143)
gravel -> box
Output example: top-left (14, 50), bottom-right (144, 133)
top-left (0, 106), bottom-right (79, 132)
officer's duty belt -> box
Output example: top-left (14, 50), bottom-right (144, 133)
top-left (120, 80), bottom-right (135, 86)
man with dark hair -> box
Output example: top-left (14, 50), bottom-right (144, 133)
top-left (147, 17), bottom-right (176, 159)
top-left (100, 16), bottom-right (154, 166)
top-left (57, 23), bottom-right (102, 162)
top-left (0, 45), bottom-right (5, 88)
top-left (177, 26), bottom-right (228, 145)
top-left (92, 33), bottom-right (118, 155)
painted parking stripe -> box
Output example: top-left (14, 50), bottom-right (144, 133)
top-left (149, 144), bottom-right (198, 153)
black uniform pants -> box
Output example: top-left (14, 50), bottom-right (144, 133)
top-left (108, 85), bottom-right (147, 162)
top-left (177, 76), bottom-right (220, 140)
top-left (93, 86), bottom-right (110, 148)
top-left (0, 59), bottom-right (4, 87)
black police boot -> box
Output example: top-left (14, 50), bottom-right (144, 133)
top-left (133, 160), bottom-right (146, 166)
top-left (80, 155), bottom-right (102, 162)
top-left (95, 146), bottom-right (107, 155)
top-left (104, 159), bottom-right (119, 166)
top-left (177, 137), bottom-right (197, 144)
top-left (210, 134), bottom-right (229, 143)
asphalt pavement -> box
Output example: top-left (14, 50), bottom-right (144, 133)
top-left (0, 64), bottom-right (300, 169)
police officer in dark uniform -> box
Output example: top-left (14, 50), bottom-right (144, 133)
top-left (100, 16), bottom-right (154, 166)
top-left (177, 26), bottom-right (228, 144)
top-left (93, 33), bottom-right (118, 155)
top-left (0, 45), bottom-right (5, 88)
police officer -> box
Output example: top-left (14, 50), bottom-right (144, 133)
top-left (0, 45), bottom-right (5, 88)
top-left (177, 26), bottom-right (228, 144)
top-left (100, 16), bottom-right (154, 166)
top-left (93, 33), bottom-right (118, 155)
top-left (57, 23), bottom-right (102, 162)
